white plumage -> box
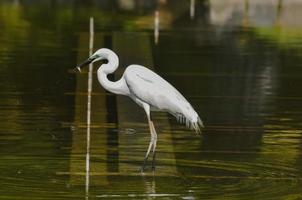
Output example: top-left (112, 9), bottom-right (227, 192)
top-left (124, 65), bottom-right (203, 132)
top-left (76, 48), bottom-right (204, 172)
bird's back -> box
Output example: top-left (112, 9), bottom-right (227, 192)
top-left (123, 65), bottom-right (203, 132)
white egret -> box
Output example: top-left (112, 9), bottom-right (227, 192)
top-left (75, 48), bottom-right (204, 172)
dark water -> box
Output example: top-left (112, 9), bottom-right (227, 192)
top-left (1, 0), bottom-right (302, 199)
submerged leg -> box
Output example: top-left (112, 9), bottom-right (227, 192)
top-left (141, 103), bottom-right (157, 172)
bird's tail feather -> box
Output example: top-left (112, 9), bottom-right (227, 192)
top-left (191, 116), bottom-right (204, 133)
top-left (176, 114), bottom-right (204, 134)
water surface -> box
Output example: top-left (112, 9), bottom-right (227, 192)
top-left (1, 1), bottom-right (302, 199)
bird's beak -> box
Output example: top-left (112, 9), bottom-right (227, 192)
top-left (73, 56), bottom-right (95, 72)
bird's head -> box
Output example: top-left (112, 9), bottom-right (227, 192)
top-left (74, 48), bottom-right (111, 72)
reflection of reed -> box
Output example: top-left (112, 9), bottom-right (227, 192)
top-left (190, 0), bottom-right (195, 19)
top-left (69, 34), bottom-right (109, 188)
top-left (85, 17), bottom-right (94, 200)
top-left (103, 34), bottom-right (120, 173)
top-left (154, 11), bottom-right (159, 45)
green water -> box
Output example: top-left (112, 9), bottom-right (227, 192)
top-left (1, 1), bottom-right (302, 199)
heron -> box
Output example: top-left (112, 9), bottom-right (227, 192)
top-left (75, 48), bottom-right (204, 172)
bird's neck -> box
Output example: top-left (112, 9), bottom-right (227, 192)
top-left (97, 54), bottom-right (129, 96)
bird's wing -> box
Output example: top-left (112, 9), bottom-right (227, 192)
top-left (124, 65), bottom-right (203, 132)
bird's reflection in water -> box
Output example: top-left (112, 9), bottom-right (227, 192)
top-left (106, 127), bottom-right (119, 173)
top-left (142, 173), bottom-right (156, 199)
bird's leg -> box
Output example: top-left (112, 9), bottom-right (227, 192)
top-left (141, 103), bottom-right (157, 172)
top-left (141, 118), bottom-right (156, 172)
top-left (141, 121), bottom-right (153, 171)
top-left (150, 121), bottom-right (157, 171)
